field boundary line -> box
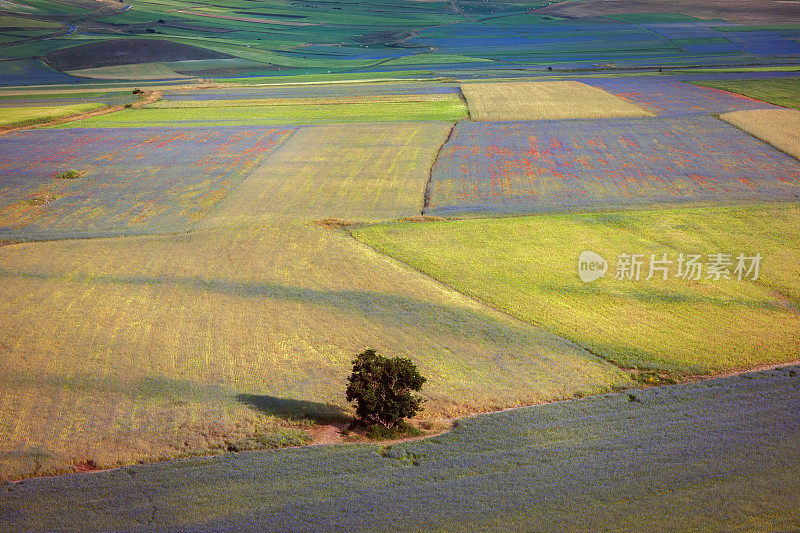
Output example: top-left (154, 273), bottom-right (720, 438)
top-left (197, 126), bottom-right (302, 230)
top-left (715, 111), bottom-right (800, 163)
top-left (18, 356), bottom-right (797, 484)
top-left (344, 227), bottom-right (610, 366)
top-left (347, 222), bottom-right (800, 377)
top-left (422, 122), bottom-right (457, 214)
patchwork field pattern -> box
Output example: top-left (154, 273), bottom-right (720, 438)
top-left (0, 223), bottom-right (626, 479)
top-left (460, 81), bottom-right (653, 121)
top-left (0, 126), bottom-right (294, 239)
top-left (354, 203), bottom-right (800, 373)
top-left (584, 78), bottom-right (780, 116)
top-left (0, 118), bottom-right (633, 479)
top-left (720, 109), bottom-right (800, 160)
top-left (424, 116), bottom-right (800, 215)
top-left (208, 122), bottom-right (453, 224)
top-left (3, 366), bottom-right (798, 532)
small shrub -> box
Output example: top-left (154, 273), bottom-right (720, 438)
top-left (55, 170), bottom-right (80, 180)
top-left (346, 348), bottom-right (426, 429)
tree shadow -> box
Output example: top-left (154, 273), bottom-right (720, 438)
top-left (235, 393), bottom-right (351, 424)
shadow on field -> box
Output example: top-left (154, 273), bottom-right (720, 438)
top-left (0, 268), bottom-right (575, 351)
top-left (236, 393), bottom-right (350, 424)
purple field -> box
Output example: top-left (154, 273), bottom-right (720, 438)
top-left (0, 126), bottom-right (295, 239)
top-left (583, 78), bottom-right (780, 116)
top-left (424, 116), bottom-right (800, 215)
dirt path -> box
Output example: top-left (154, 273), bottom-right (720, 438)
top-left (309, 422), bottom-right (348, 445)
top-left (307, 358), bottom-right (800, 447)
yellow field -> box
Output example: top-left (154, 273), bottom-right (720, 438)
top-left (0, 121), bottom-right (629, 479)
top-left (206, 122), bottom-right (452, 225)
top-left (0, 224), bottom-right (626, 478)
top-left (460, 80), bottom-right (653, 121)
top-left (719, 109), bottom-right (800, 161)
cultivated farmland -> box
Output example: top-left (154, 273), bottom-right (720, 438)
top-left (2, 365), bottom-right (797, 531)
top-left (0, 103), bottom-right (103, 127)
top-left (2, 0), bottom-right (800, 525)
top-left (0, 113), bottom-right (638, 479)
top-left (719, 109), bottom-right (800, 161)
top-left (0, 126), bottom-right (294, 240)
top-left (354, 203), bottom-right (800, 373)
top-left (688, 76), bottom-right (800, 109)
top-left (584, 77), bottom-right (781, 116)
top-left (460, 81), bottom-right (654, 121)
top-left (424, 116), bottom-right (800, 215)
top-left (57, 97), bottom-right (468, 127)
top-left (207, 122), bottom-right (453, 224)
top-left (0, 222), bottom-right (627, 479)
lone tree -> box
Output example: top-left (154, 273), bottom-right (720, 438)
top-left (346, 348), bottom-right (426, 429)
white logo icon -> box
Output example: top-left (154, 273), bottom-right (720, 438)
top-left (578, 251), bottom-right (607, 283)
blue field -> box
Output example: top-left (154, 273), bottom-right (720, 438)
top-left (0, 126), bottom-right (294, 240)
top-left (2, 365), bottom-right (797, 532)
top-left (583, 78), bottom-right (781, 116)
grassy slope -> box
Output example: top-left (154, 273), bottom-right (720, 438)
top-left (3, 366), bottom-right (798, 532)
top-left (461, 81), bottom-right (653, 121)
top-left (353, 203), bottom-right (800, 373)
top-left (0, 103), bottom-right (104, 126)
top-left (0, 122), bottom-right (626, 480)
top-left (688, 77), bottom-right (800, 109)
top-left (54, 98), bottom-right (468, 127)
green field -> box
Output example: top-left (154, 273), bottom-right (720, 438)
top-left (380, 54), bottom-right (496, 66)
top-left (0, 15), bottom-right (62, 28)
top-left (353, 203), bottom-right (800, 373)
top-left (0, 103), bottom-right (104, 127)
top-left (55, 98), bottom-right (467, 127)
top-left (689, 77), bottom-right (800, 109)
